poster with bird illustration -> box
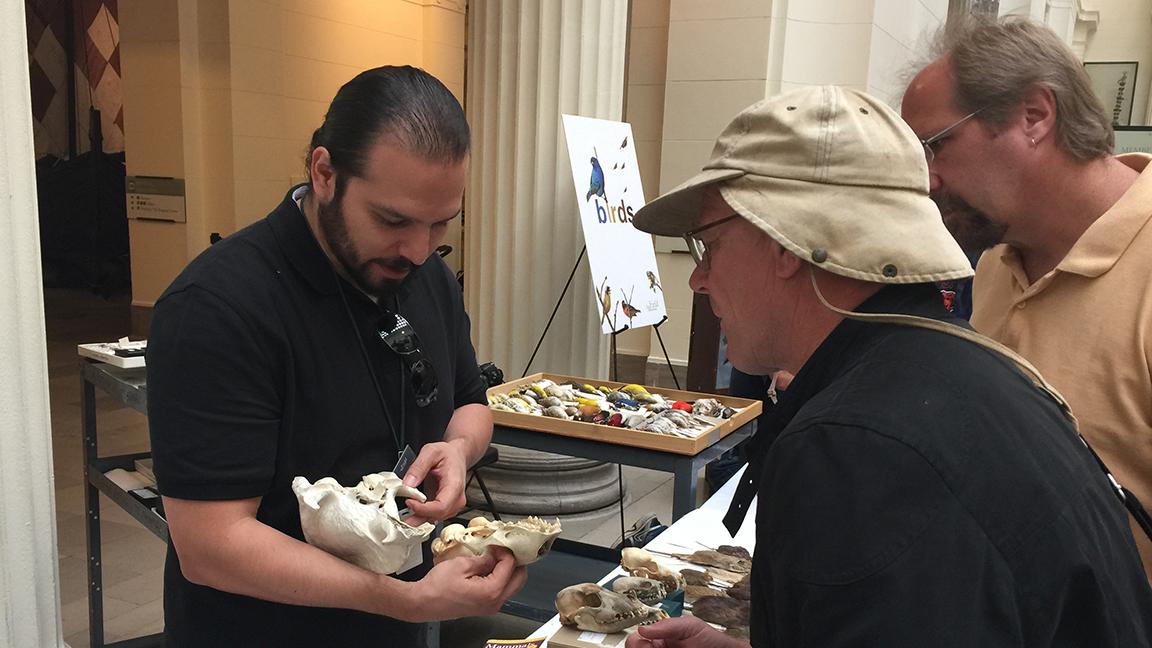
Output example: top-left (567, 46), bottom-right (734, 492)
top-left (562, 114), bottom-right (667, 334)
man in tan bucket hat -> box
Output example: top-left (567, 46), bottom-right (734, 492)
top-left (625, 86), bottom-right (1152, 648)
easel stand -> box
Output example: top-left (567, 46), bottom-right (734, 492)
top-left (520, 246), bottom-right (682, 547)
top-left (521, 247), bottom-right (680, 385)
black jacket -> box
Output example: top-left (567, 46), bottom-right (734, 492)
top-left (727, 284), bottom-right (1152, 647)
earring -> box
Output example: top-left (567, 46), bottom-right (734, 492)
top-left (1030, 137), bottom-right (1037, 147)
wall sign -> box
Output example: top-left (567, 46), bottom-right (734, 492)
top-left (1114, 127), bottom-right (1152, 154)
top-left (126, 176), bottom-right (186, 222)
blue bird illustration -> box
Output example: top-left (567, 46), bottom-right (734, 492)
top-left (586, 156), bottom-right (606, 201)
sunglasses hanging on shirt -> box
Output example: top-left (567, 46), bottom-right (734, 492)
top-left (377, 309), bottom-right (439, 408)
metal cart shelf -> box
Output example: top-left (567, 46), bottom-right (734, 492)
top-left (81, 359), bottom-right (164, 648)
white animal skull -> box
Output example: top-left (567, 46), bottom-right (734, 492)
top-left (555, 583), bottom-right (669, 633)
top-left (292, 471), bottom-right (434, 575)
top-left (621, 547), bottom-right (685, 591)
top-left (431, 515), bottom-right (561, 566)
top-left (610, 576), bottom-right (668, 605)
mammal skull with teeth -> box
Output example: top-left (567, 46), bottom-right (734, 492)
top-left (431, 515), bottom-right (561, 566)
top-left (555, 583), bottom-right (669, 633)
top-left (292, 471), bottom-right (433, 575)
top-left (610, 577), bottom-right (668, 605)
top-left (621, 547), bottom-right (685, 591)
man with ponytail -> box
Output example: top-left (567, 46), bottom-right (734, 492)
top-left (147, 67), bottom-right (522, 646)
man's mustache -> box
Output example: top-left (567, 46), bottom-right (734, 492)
top-left (372, 257), bottom-right (418, 273)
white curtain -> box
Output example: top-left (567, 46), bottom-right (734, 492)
top-left (464, 0), bottom-right (629, 380)
top-left (0, 0), bottom-right (63, 644)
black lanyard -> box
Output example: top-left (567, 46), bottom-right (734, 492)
top-left (335, 274), bottom-right (405, 453)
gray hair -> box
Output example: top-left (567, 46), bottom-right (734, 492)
top-left (929, 15), bottom-right (1112, 161)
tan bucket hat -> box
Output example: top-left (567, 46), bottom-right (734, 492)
top-left (633, 85), bottom-right (973, 284)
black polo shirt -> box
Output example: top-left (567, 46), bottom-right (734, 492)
top-left (727, 284), bottom-right (1152, 647)
top-left (147, 186), bottom-right (487, 647)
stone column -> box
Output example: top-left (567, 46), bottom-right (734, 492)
top-left (0, 0), bottom-right (64, 644)
top-left (1034, 0), bottom-right (1099, 60)
top-left (463, 0), bottom-right (630, 525)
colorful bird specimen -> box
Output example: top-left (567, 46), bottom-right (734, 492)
top-left (586, 156), bottom-right (606, 201)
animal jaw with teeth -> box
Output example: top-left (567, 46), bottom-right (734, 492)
top-left (621, 547), bottom-right (685, 591)
top-left (555, 583), bottom-right (669, 633)
top-left (292, 471), bottom-right (434, 575)
top-left (431, 515), bottom-right (561, 566)
top-left (610, 576), bottom-right (668, 605)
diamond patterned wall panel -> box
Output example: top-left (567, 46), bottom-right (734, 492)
top-left (25, 0), bottom-right (122, 157)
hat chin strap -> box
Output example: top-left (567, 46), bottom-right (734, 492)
top-left (806, 266), bottom-right (1073, 417)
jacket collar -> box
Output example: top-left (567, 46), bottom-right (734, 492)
top-left (723, 283), bottom-right (958, 534)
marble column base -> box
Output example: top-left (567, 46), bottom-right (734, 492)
top-left (465, 445), bottom-right (625, 516)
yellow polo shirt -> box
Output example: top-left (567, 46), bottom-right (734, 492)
top-left (973, 153), bottom-right (1152, 580)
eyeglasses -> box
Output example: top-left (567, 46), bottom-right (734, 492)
top-left (377, 310), bottom-right (438, 407)
top-left (683, 213), bottom-right (742, 269)
top-left (920, 107), bottom-right (985, 162)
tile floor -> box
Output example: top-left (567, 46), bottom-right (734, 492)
top-left (44, 288), bottom-right (687, 648)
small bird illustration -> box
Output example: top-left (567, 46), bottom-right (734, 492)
top-left (599, 279), bottom-right (613, 324)
top-left (586, 156), bottom-right (606, 201)
top-left (613, 162), bottom-right (619, 169)
top-left (620, 286), bottom-right (641, 324)
top-left (647, 270), bottom-right (662, 293)
top-left (620, 300), bottom-right (641, 323)
top-left (620, 136), bottom-right (628, 148)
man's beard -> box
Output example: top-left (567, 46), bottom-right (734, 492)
top-left (933, 192), bottom-right (1007, 256)
top-left (316, 192), bottom-right (417, 299)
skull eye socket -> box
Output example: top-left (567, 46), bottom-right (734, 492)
top-left (538, 538), bottom-right (556, 557)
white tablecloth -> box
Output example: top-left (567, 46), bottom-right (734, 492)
top-left (529, 465), bottom-right (757, 644)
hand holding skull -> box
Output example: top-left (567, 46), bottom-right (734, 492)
top-left (406, 546), bottom-right (527, 621)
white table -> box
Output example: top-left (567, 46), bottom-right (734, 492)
top-left (529, 465), bottom-right (758, 645)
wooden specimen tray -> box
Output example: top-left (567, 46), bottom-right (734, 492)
top-left (487, 373), bottom-right (762, 456)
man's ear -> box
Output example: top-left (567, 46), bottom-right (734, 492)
top-left (309, 146), bottom-right (337, 203)
top-left (1020, 83), bottom-right (1057, 146)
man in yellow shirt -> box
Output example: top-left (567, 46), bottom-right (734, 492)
top-left (902, 16), bottom-right (1152, 581)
